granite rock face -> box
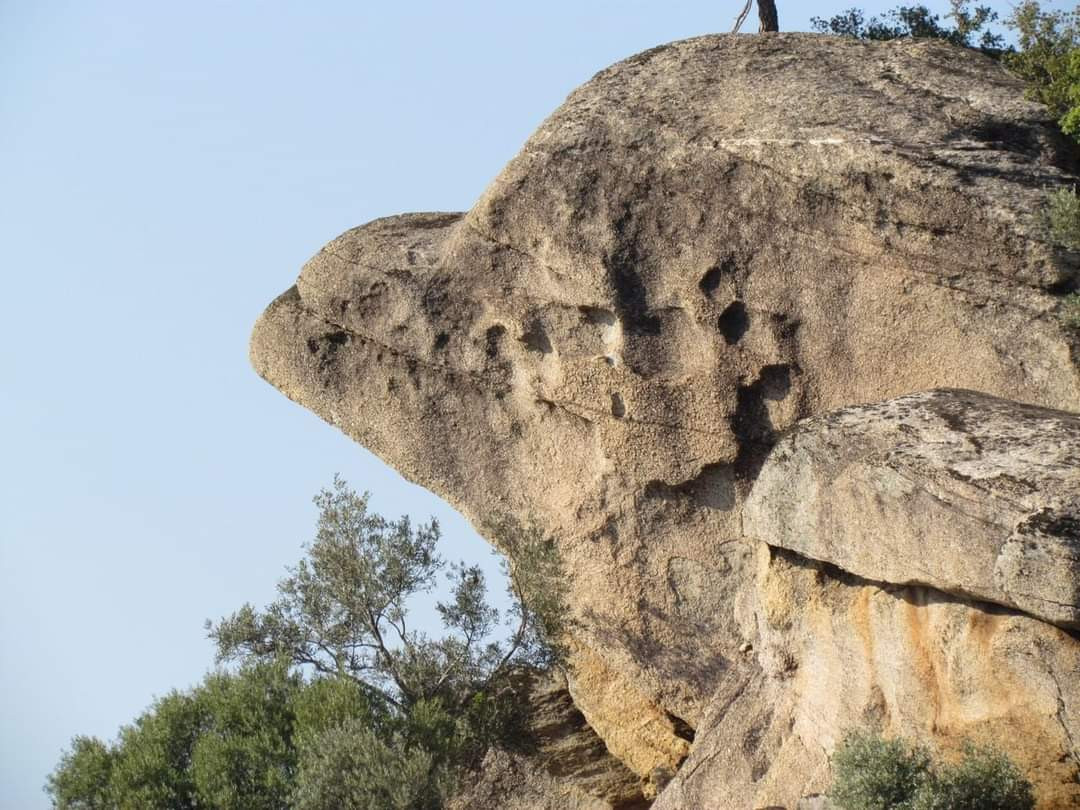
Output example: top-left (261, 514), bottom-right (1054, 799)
top-left (745, 389), bottom-right (1080, 629)
top-left (252, 32), bottom-right (1080, 808)
top-left (654, 547), bottom-right (1080, 810)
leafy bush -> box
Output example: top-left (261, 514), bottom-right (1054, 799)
top-left (830, 731), bottom-right (1035, 810)
top-left (45, 736), bottom-right (115, 810)
top-left (909, 743), bottom-right (1035, 810)
top-left (1046, 186), bottom-right (1080, 251)
top-left (830, 730), bottom-right (932, 810)
top-left (50, 481), bottom-right (567, 809)
top-left (1043, 189), bottom-right (1080, 326)
top-left (107, 688), bottom-right (206, 809)
top-left (1003, 2), bottom-right (1080, 143)
top-left (292, 718), bottom-right (449, 810)
top-left (187, 662), bottom-right (302, 810)
top-left (45, 662), bottom-right (375, 809)
top-left (1063, 292), bottom-right (1080, 328)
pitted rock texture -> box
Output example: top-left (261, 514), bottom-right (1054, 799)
top-left (745, 389), bottom-right (1080, 629)
top-left (447, 670), bottom-right (647, 810)
top-left (252, 33), bottom-right (1080, 799)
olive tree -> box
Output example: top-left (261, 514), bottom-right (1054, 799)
top-left (207, 477), bottom-right (568, 717)
top-left (49, 480), bottom-right (568, 810)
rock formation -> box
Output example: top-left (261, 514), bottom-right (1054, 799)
top-left (671, 390), bottom-right (1080, 809)
top-left (252, 33), bottom-right (1080, 808)
top-left (745, 389), bottom-right (1080, 630)
top-left (447, 670), bottom-right (648, 810)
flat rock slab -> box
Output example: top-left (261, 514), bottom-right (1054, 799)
top-left (745, 388), bottom-right (1080, 628)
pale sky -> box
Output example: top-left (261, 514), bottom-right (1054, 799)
top-left (0, 1), bottom-right (1056, 807)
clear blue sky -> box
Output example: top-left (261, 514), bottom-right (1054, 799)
top-left (0, 1), bottom-right (1061, 807)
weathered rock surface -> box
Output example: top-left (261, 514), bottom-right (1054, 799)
top-left (252, 32), bottom-right (1080, 808)
top-left (447, 670), bottom-right (647, 810)
top-left (655, 547), bottom-right (1080, 810)
top-left (745, 389), bottom-right (1080, 629)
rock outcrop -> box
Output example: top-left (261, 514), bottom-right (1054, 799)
top-left (252, 32), bottom-right (1080, 808)
top-left (745, 389), bottom-right (1080, 629)
top-left (655, 545), bottom-right (1080, 810)
top-left (448, 670), bottom-right (648, 810)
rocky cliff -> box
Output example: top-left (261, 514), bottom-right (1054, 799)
top-left (252, 33), bottom-right (1080, 809)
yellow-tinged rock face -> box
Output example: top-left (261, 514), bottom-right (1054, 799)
top-left (565, 644), bottom-right (691, 796)
top-left (252, 33), bottom-right (1080, 808)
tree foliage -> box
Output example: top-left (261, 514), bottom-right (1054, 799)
top-left (909, 743), bottom-right (1036, 810)
top-left (1046, 185), bottom-right (1080, 250)
top-left (811, 2), bottom-right (1005, 50)
top-left (830, 730), bottom-right (933, 810)
top-left (1003, 2), bottom-right (1080, 140)
top-left (208, 477), bottom-right (567, 717)
top-left (292, 717), bottom-right (447, 810)
top-left (45, 661), bottom-right (371, 810)
top-left (829, 730), bottom-right (1035, 810)
top-left (50, 479), bottom-right (569, 809)
top-left (46, 736), bottom-right (115, 810)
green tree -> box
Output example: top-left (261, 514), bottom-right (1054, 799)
top-left (46, 663), bottom-right (369, 810)
top-left (107, 689), bottom-right (206, 809)
top-left (910, 743), bottom-right (1035, 810)
top-left (49, 480), bottom-right (565, 810)
top-left (187, 661), bottom-right (301, 810)
top-left (1003, 2), bottom-right (1080, 141)
top-left (207, 477), bottom-right (567, 716)
top-left (292, 717), bottom-right (448, 810)
top-left (292, 673), bottom-right (385, 747)
top-left (205, 477), bottom-right (568, 805)
top-left (45, 736), bottom-right (115, 810)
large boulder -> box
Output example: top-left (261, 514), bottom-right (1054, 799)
top-left (745, 389), bottom-right (1080, 629)
top-left (252, 32), bottom-right (1080, 804)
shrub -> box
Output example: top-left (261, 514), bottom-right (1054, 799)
top-left (1003, 2), bottom-right (1080, 143)
top-left (810, 3), bottom-right (1005, 50)
top-left (45, 663), bottom-right (377, 810)
top-left (292, 718), bottom-right (450, 810)
top-left (50, 481), bottom-right (566, 809)
top-left (1046, 187), bottom-right (1080, 251)
top-left (909, 743), bottom-right (1035, 810)
top-left (830, 730), bottom-right (932, 810)
top-left (45, 736), bottom-right (115, 810)
top-left (830, 731), bottom-right (1035, 810)
top-left (1062, 292), bottom-right (1080, 328)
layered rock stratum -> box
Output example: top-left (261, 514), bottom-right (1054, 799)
top-left (447, 670), bottom-right (648, 810)
top-left (252, 33), bottom-right (1080, 809)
